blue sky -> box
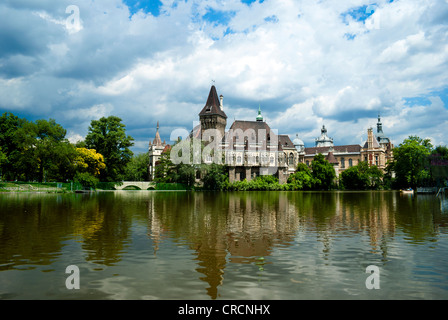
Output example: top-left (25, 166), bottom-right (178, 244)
top-left (0, 0), bottom-right (447, 153)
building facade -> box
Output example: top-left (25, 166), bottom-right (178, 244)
top-left (149, 86), bottom-right (394, 183)
top-left (195, 85), bottom-right (299, 184)
top-left (298, 115), bottom-right (393, 176)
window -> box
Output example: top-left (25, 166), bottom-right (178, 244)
top-left (306, 160), bottom-right (309, 166)
top-left (237, 156), bottom-right (242, 164)
top-left (349, 159), bottom-right (353, 167)
top-left (270, 157), bottom-right (274, 164)
top-left (375, 156), bottom-right (378, 166)
top-left (340, 157), bottom-right (345, 169)
top-left (289, 153), bottom-right (294, 166)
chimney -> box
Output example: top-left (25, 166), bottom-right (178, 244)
top-left (220, 95), bottom-right (223, 111)
top-left (367, 128), bottom-right (373, 149)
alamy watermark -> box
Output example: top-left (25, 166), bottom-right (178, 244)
top-left (169, 126), bottom-right (281, 170)
top-left (365, 4), bottom-right (381, 30)
top-left (365, 265), bottom-right (380, 289)
top-left (65, 5), bottom-right (81, 33)
top-left (65, 265), bottom-right (80, 290)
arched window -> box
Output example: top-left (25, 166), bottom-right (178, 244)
top-left (289, 153), bottom-right (294, 166)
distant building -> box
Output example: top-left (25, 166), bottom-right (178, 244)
top-left (360, 114), bottom-right (394, 171)
top-left (148, 121), bottom-right (168, 180)
top-left (149, 86), bottom-right (394, 182)
top-left (299, 115), bottom-right (394, 177)
top-left (301, 125), bottom-right (362, 177)
top-left (195, 85), bottom-right (298, 184)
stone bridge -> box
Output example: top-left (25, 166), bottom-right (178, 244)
top-left (114, 181), bottom-right (156, 190)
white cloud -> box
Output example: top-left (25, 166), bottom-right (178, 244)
top-left (0, 0), bottom-right (447, 152)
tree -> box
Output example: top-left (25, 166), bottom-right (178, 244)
top-left (288, 163), bottom-right (313, 190)
top-left (432, 145), bottom-right (448, 160)
top-left (154, 148), bottom-right (175, 183)
top-left (74, 172), bottom-right (99, 190)
top-left (4, 117), bottom-right (75, 182)
top-left (124, 152), bottom-right (150, 181)
top-left (340, 161), bottom-right (384, 190)
top-left (0, 112), bottom-right (29, 180)
top-left (392, 136), bottom-right (433, 189)
top-left (202, 164), bottom-right (229, 190)
top-left (74, 148), bottom-right (106, 177)
top-left (310, 153), bottom-right (336, 190)
top-left (0, 146), bottom-right (6, 180)
top-left (32, 119), bottom-right (75, 182)
top-left (85, 116), bottom-right (134, 182)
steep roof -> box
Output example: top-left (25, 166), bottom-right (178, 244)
top-left (363, 136), bottom-right (381, 149)
top-left (326, 152), bottom-right (339, 164)
top-left (278, 135), bottom-right (295, 149)
top-left (199, 85), bottom-right (227, 118)
top-left (152, 121), bottom-right (163, 147)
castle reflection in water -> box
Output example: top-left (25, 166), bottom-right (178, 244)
top-left (143, 191), bottom-right (446, 299)
top-left (0, 191), bottom-right (446, 299)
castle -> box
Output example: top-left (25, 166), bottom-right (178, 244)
top-left (149, 85), bottom-right (394, 183)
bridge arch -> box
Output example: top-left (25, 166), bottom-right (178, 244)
top-left (114, 181), bottom-right (156, 190)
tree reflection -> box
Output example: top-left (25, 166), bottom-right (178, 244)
top-left (2, 190), bottom-right (448, 299)
top-left (146, 190), bottom-right (448, 299)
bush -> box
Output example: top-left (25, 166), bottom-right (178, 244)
top-left (340, 161), bottom-right (384, 190)
top-left (74, 172), bottom-right (99, 190)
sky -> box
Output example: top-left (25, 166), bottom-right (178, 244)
top-left (0, 0), bottom-right (447, 154)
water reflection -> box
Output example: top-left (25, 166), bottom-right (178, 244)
top-left (143, 191), bottom-right (448, 299)
top-left (1, 191), bottom-right (447, 299)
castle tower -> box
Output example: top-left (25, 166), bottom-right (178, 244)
top-left (148, 121), bottom-right (166, 181)
top-left (199, 85), bottom-right (227, 140)
top-left (315, 125), bottom-right (334, 147)
top-left (256, 105), bottom-right (263, 122)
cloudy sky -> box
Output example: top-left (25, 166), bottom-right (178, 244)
top-left (1, 0), bottom-right (447, 154)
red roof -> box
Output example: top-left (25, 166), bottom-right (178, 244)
top-left (326, 152), bottom-right (339, 164)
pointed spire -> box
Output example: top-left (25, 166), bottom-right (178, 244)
top-left (199, 85), bottom-right (227, 118)
top-left (256, 105), bottom-right (263, 122)
top-left (377, 112), bottom-right (383, 133)
top-left (152, 121), bottom-right (163, 147)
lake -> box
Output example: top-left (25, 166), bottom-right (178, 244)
top-left (0, 190), bottom-right (447, 300)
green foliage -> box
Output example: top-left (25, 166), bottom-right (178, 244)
top-left (124, 152), bottom-right (149, 181)
top-left (74, 172), bottom-right (99, 190)
top-left (392, 136), bottom-right (433, 189)
top-left (431, 145), bottom-right (448, 161)
top-left (0, 113), bottom-right (78, 182)
top-left (228, 175), bottom-right (286, 191)
top-left (154, 149), bottom-right (175, 183)
top-left (340, 161), bottom-right (384, 190)
top-left (202, 164), bottom-right (229, 190)
top-left (155, 183), bottom-right (189, 190)
top-left (288, 163), bottom-right (313, 190)
top-left (310, 153), bottom-right (336, 190)
top-left (85, 116), bottom-right (134, 182)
